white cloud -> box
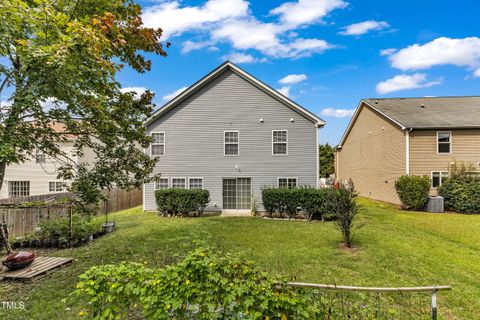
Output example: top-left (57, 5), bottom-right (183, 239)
top-left (475, 68), bottom-right (480, 77)
top-left (320, 108), bottom-right (355, 118)
top-left (142, 0), bottom-right (249, 39)
top-left (163, 86), bottom-right (188, 101)
top-left (375, 73), bottom-right (442, 95)
top-left (277, 86), bottom-right (291, 97)
top-left (388, 37), bottom-right (480, 76)
top-left (339, 20), bottom-right (389, 36)
top-left (222, 52), bottom-right (265, 64)
top-left (279, 74), bottom-right (308, 84)
top-left (380, 48), bottom-right (397, 56)
top-left (120, 87), bottom-right (149, 99)
top-left (143, 0), bottom-right (343, 60)
top-left (270, 0), bottom-right (348, 29)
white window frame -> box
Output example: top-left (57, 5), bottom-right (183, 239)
top-left (151, 131), bottom-right (165, 156)
top-left (188, 177), bottom-right (204, 190)
top-left (8, 181), bottom-right (30, 197)
top-left (35, 152), bottom-right (46, 164)
top-left (436, 131), bottom-right (452, 154)
top-left (431, 171), bottom-right (450, 188)
top-left (272, 130), bottom-right (288, 156)
top-left (155, 178), bottom-right (170, 190)
top-left (171, 177), bottom-right (187, 189)
top-left (224, 130), bottom-right (239, 156)
top-left (277, 177), bottom-right (298, 188)
top-left (49, 181), bottom-right (67, 192)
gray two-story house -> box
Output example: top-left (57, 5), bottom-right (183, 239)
top-left (143, 61), bottom-right (325, 213)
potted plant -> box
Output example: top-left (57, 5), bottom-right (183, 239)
top-left (102, 211), bottom-right (115, 233)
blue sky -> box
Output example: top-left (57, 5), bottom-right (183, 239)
top-left (118, 0), bottom-right (480, 145)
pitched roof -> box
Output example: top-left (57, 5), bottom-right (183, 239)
top-left (337, 96), bottom-right (480, 148)
top-left (145, 61), bottom-right (325, 127)
top-left (364, 96), bottom-right (480, 129)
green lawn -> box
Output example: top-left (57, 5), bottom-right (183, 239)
top-left (1, 198), bottom-right (479, 319)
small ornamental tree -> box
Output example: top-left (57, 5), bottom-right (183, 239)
top-left (394, 175), bottom-right (431, 210)
top-left (0, 0), bottom-right (168, 213)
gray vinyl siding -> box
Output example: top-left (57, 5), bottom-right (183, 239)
top-left (144, 69), bottom-right (318, 211)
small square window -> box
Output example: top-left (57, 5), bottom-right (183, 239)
top-left (278, 178), bottom-right (297, 188)
top-left (172, 178), bottom-right (186, 189)
top-left (432, 172), bottom-right (449, 188)
top-left (36, 153), bottom-right (46, 163)
top-left (155, 178), bottom-right (169, 190)
top-left (49, 181), bottom-right (66, 192)
top-left (189, 178), bottom-right (203, 190)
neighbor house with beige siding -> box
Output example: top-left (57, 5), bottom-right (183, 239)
top-left (336, 96), bottom-right (480, 204)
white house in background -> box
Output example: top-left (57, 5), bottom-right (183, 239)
top-left (143, 61), bottom-right (325, 213)
top-left (0, 122), bottom-right (95, 199)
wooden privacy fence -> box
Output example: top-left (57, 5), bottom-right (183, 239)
top-left (284, 282), bottom-right (451, 320)
top-left (0, 188), bottom-right (142, 239)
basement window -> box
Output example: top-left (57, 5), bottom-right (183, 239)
top-left (432, 172), bottom-right (449, 188)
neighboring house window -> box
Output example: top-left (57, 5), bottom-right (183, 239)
top-left (155, 178), bottom-right (169, 190)
top-left (171, 178), bottom-right (186, 189)
top-left (437, 131), bottom-right (451, 154)
top-left (432, 172), bottom-right (449, 188)
top-left (35, 152), bottom-right (46, 163)
top-left (278, 178), bottom-right (297, 188)
top-left (49, 181), bottom-right (66, 192)
top-left (8, 181), bottom-right (30, 197)
top-left (272, 130), bottom-right (288, 155)
top-left (189, 178), bottom-right (203, 190)
top-left (224, 131), bottom-right (239, 156)
top-left (151, 132), bottom-right (165, 156)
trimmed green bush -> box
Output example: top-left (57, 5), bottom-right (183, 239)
top-left (394, 175), bottom-right (431, 210)
top-left (439, 176), bottom-right (480, 214)
top-left (155, 189), bottom-right (210, 217)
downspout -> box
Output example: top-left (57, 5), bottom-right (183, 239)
top-left (405, 128), bottom-right (412, 175)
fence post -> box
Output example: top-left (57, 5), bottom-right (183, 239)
top-left (68, 206), bottom-right (73, 248)
top-left (431, 291), bottom-right (437, 320)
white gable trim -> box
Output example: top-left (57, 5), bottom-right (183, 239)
top-left (145, 61), bottom-right (325, 127)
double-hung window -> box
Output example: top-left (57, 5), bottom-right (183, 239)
top-left (35, 152), bottom-right (46, 163)
top-left (224, 131), bottom-right (239, 156)
top-left (189, 178), bottom-right (203, 190)
top-left (155, 178), bottom-right (169, 190)
top-left (432, 172), bottom-right (449, 188)
top-left (278, 178), bottom-right (297, 188)
top-left (437, 132), bottom-right (451, 154)
top-left (49, 181), bottom-right (66, 192)
top-left (151, 132), bottom-right (165, 156)
top-left (8, 181), bottom-right (30, 197)
top-left (171, 178), bottom-right (186, 189)
top-left (272, 130), bottom-right (288, 155)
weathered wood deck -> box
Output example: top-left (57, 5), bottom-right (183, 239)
top-left (0, 256), bottom-right (74, 282)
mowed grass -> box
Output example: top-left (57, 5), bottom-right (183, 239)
top-left (1, 198), bottom-right (479, 319)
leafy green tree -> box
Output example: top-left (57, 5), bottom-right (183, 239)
top-left (0, 0), bottom-right (167, 211)
top-left (319, 143), bottom-right (335, 178)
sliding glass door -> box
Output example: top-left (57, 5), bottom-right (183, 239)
top-left (222, 178), bottom-right (251, 210)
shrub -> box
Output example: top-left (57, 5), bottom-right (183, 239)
top-left (35, 214), bottom-right (102, 245)
top-left (394, 175), bottom-right (431, 210)
top-left (439, 176), bottom-right (480, 214)
top-left (75, 247), bottom-right (317, 319)
top-left (155, 189), bottom-right (210, 217)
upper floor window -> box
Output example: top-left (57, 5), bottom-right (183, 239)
top-left (224, 131), bottom-right (239, 156)
top-left (155, 178), bottom-right (169, 190)
top-left (8, 181), bottom-right (30, 197)
top-left (189, 178), bottom-right (203, 190)
top-left (49, 181), bottom-right (67, 192)
top-left (432, 171), bottom-right (449, 188)
top-left (35, 152), bottom-right (46, 163)
top-left (151, 132), bottom-right (165, 156)
top-left (437, 131), bottom-right (451, 154)
top-left (272, 130), bottom-right (288, 155)
top-left (172, 178), bottom-right (186, 189)
top-left (278, 177), bottom-right (297, 188)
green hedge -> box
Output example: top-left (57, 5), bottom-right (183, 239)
top-left (394, 175), bottom-right (431, 210)
top-left (155, 189), bottom-right (210, 217)
top-left (262, 187), bottom-right (338, 220)
top-left (439, 176), bottom-right (480, 214)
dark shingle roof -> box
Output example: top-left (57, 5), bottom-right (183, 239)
top-left (363, 96), bottom-right (480, 129)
